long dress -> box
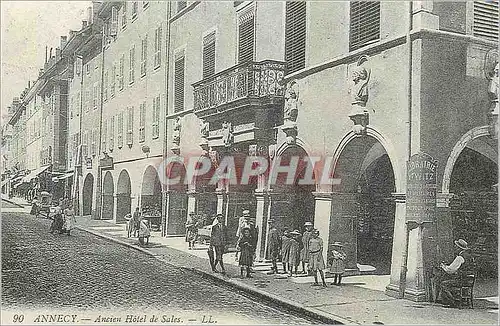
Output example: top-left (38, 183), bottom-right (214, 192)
top-left (329, 249), bottom-right (347, 274)
top-left (63, 208), bottom-right (76, 231)
top-left (281, 235), bottom-right (291, 263)
top-left (237, 235), bottom-right (254, 267)
top-left (185, 218), bottom-right (198, 243)
top-left (308, 237), bottom-right (326, 271)
top-left (288, 237), bottom-right (302, 266)
top-left (300, 230), bottom-right (313, 263)
top-left (266, 227), bottom-right (281, 259)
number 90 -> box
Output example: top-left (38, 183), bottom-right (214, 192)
top-left (13, 314), bottom-right (24, 323)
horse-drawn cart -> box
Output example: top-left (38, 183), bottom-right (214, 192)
top-left (32, 191), bottom-right (52, 218)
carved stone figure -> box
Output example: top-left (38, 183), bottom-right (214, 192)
top-left (348, 56), bottom-right (371, 136)
top-left (200, 120), bottom-right (209, 139)
top-left (221, 121), bottom-right (234, 148)
top-left (488, 62), bottom-right (499, 114)
top-left (284, 80), bottom-right (300, 122)
top-left (172, 117), bottom-right (181, 145)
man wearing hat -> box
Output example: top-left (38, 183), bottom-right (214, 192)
top-left (210, 213), bottom-right (228, 274)
top-left (433, 238), bottom-right (475, 307)
top-left (266, 218), bottom-right (281, 274)
top-left (300, 221), bottom-right (314, 274)
top-left (236, 209), bottom-right (251, 239)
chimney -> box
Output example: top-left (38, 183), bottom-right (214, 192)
top-left (60, 36), bottom-right (68, 49)
top-left (87, 6), bottom-right (93, 24)
top-left (28, 81), bottom-right (31, 89)
top-left (49, 47), bottom-right (53, 59)
top-left (82, 20), bottom-right (88, 28)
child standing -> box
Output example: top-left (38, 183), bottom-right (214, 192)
top-left (308, 229), bottom-right (327, 287)
top-left (328, 242), bottom-right (347, 285)
top-left (281, 229), bottom-right (291, 274)
top-left (288, 230), bottom-right (302, 276)
top-left (266, 219), bottom-right (281, 274)
top-left (300, 222), bottom-right (314, 274)
top-left (237, 227), bottom-right (254, 278)
top-left (138, 219), bottom-right (151, 246)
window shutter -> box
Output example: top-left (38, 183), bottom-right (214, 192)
top-left (203, 32), bottom-right (216, 78)
top-left (285, 1), bottom-right (307, 74)
top-left (174, 56), bottom-right (185, 112)
top-left (473, 0), bottom-right (499, 42)
top-left (349, 1), bottom-right (380, 51)
top-left (111, 64), bottom-right (116, 97)
top-left (127, 107), bottom-right (133, 145)
top-left (102, 120), bottom-right (107, 152)
top-left (122, 2), bottom-right (127, 28)
top-left (110, 116), bottom-right (115, 150)
top-left (129, 46), bottom-right (135, 84)
top-left (238, 7), bottom-right (255, 63)
top-left (104, 71), bottom-right (108, 101)
top-left (139, 102), bottom-right (146, 142)
top-left (110, 6), bottom-right (118, 36)
top-left (141, 36), bottom-right (147, 77)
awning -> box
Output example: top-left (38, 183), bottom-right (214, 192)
top-left (22, 165), bottom-right (51, 183)
top-left (57, 172), bottom-right (74, 180)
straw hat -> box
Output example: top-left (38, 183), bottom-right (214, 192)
top-left (454, 239), bottom-right (468, 250)
top-left (290, 230), bottom-right (301, 236)
top-left (242, 210), bottom-right (250, 215)
top-left (304, 221), bottom-right (313, 227)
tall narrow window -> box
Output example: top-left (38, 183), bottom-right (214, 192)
top-left (174, 54), bottom-right (185, 113)
top-left (127, 107), bottom-right (134, 145)
top-left (238, 6), bottom-right (255, 63)
top-left (349, 1), bottom-right (380, 51)
top-left (102, 120), bottom-right (107, 153)
top-left (285, 1), bottom-right (307, 74)
top-left (132, 1), bottom-right (138, 19)
top-left (119, 54), bottom-right (125, 90)
top-left (111, 64), bottom-right (116, 97)
top-left (110, 6), bottom-right (118, 36)
top-left (93, 83), bottom-right (99, 109)
top-left (121, 2), bottom-right (127, 29)
top-left (104, 71), bottom-right (108, 101)
top-left (129, 46), bottom-right (135, 84)
top-left (139, 102), bottom-right (146, 142)
top-left (177, 1), bottom-right (187, 12)
top-left (83, 131), bottom-right (89, 158)
top-left (109, 116), bottom-right (115, 151)
top-left (117, 112), bottom-right (123, 148)
top-left (202, 31), bottom-right (216, 78)
top-left (152, 95), bottom-right (160, 139)
top-left (473, 0), bottom-right (499, 42)
top-left (91, 129), bottom-right (96, 156)
top-left (141, 36), bottom-right (148, 77)
top-left (154, 26), bottom-right (162, 69)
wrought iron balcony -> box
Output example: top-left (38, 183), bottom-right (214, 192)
top-left (193, 60), bottom-right (286, 116)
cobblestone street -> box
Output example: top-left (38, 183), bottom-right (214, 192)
top-left (2, 212), bottom-right (321, 324)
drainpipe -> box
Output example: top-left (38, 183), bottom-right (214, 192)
top-left (399, 0), bottom-right (413, 299)
top-left (161, 1), bottom-right (172, 237)
top-left (74, 54), bottom-right (85, 216)
top-left (95, 26), bottom-right (106, 220)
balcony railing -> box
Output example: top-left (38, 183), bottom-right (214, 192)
top-left (193, 60), bottom-right (286, 113)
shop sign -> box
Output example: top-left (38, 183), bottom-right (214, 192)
top-left (99, 155), bottom-right (114, 170)
top-left (406, 152), bottom-right (438, 223)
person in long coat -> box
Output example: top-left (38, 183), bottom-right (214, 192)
top-left (185, 212), bottom-right (198, 249)
top-left (266, 219), bottom-right (281, 274)
top-left (328, 242), bottom-right (347, 285)
top-left (49, 202), bottom-right (64, 234)
top-left (237, 227), bottom-right (254, 278)
top-left (281, 229), bottom-right (291, 274)
top-left (288, 230), bottom-right (302, 276)
top-left (63, 203), bottom-right (76, 236)
top-left (138, 219), bottom-right (151, 246)
top-left (210, 214), bottom-right (228, 274)
top-left (300, 221), bottom-right (314, 274)
top-left (309, 229), bottom-right (327, 287)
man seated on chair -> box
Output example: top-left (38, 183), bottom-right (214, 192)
top-left (434, 238), bottom-right (474, 307)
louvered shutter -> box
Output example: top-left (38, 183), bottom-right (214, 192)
top-left (110, 7), bottom-right (118, 36)
top-left (238, 7), bottom-right (255, 63)
top-left (110, 116), bottom-right (115, 150)
top-left (174, 56), bottom-right (185, 112)
top-left (349, 1), bottom-right (380, 51)
top-left (203, 32), bottom-right (216, 79)
top-left (473, 1), bottom-right (499, 42)
top-left (285, 1), bottom-right (307, 74)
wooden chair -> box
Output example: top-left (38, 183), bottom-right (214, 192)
top-left (454, 273), bottom-right (475, 308)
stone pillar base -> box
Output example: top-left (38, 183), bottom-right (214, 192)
top-left (385, 284), bottom-right (403, 299)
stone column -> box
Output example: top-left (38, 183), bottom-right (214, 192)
top-left (112, 193), bottom-right (118, 224)
top-left (187, 190), bottom-right (197, 214)
top-left (313, 192), bottom-right (333, 264)
top-left (254, 190), bottom-right (269, 261)
top-left (404, 222), bottom-right (427, 301)
top-left (386, 193), bottom-right (407, 298)
top-left (436, 193), bottom-right (455, 261)
top-left (161, 189), bottom-right (168, 237)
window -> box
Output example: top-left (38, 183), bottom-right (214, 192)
top-left (139, 102), bottom-right (146, 142)
top-left (127, 106), bottom-right (134, 145)
top-left (237, 6), bottom-right (255, 63)
top-left (473, 0), bottom-right (499, 42)
top-left (129, 46), bottom-right (135, 84)
top-left (174, 54), bottom-right (185, 113)
top-left (91, 129), bottom-right (96, 156)
top-left (119, 54), bottom-right (125, 90)
top-left (177, 1), bottom-right (187, 12)
top-left (154, 26), bottom-right (162, 69)
top-left (349, 1), bottom-right (380, 51)
top-left (202, 31), bottom-right (216, 78)
top-left (132, 1), bottom-right (138, 20)
top-left (110, 6), bottom-right (118, 36)
top-left (86, 88), bottom-right (91, 112)
top-left (285, 1), bottom-right (307, 74)
top-left (111, 64), bottom-right (116, 97)
top-left (109, 116), bottom-right (115, 151)
top-left (117, 112), bottom-right (123, 148)
top-left (93, 82), bottom-right (99, 109)
top-left (121, 2), bottom-right (127, 29)
top-left (104, 71), bottom-right (108, 101)
top-left (152, 95), bottom-right (160, 139)
top-left (102, 121), bottom-right (107, 153)
top-left (83, 131), bottom-right (89, 158)
top-left (141, 36), bottom-right (148, 77)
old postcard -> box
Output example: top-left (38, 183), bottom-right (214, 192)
top-left (1, 1), bottom-right (498, 325)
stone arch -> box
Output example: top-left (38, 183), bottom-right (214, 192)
top-left (82, 173), bottom-right (94, 216)
top-left (441, 125), bottom-right (492, 194)
top-left (141, 165), bottom-right (162, 230)
top-left (102, 171), bottom-right (114, 220)
top-left (116, 169), bottom-right (132, 223)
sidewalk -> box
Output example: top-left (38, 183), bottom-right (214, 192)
top-left (75, 216), bottom-right (498, 325)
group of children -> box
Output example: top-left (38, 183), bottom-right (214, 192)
top-left (267, 220), bottom-right (347, 287)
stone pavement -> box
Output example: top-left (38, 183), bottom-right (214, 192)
top-left (74, 215), bottom-right (498, 325)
